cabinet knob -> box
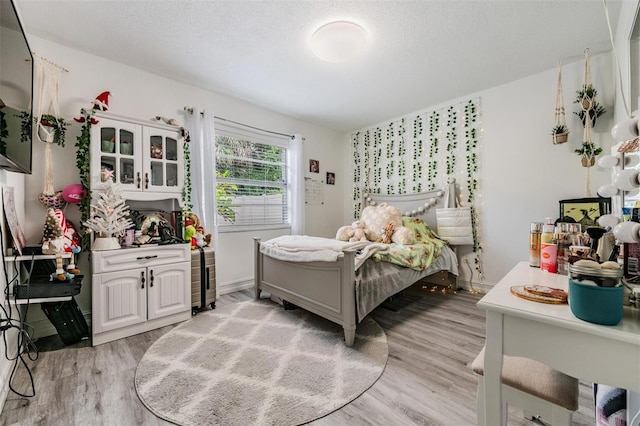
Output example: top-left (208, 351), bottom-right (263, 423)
top-left (145, 172), bottom-right (149, 189)
top-left (141, 271), bottom-right (145, 289)
top-left (150, 270), bottom-right (154, 287)
top-left (136, 172), bottom-right (141, 189)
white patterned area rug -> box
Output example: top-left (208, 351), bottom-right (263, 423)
top-left (135, 299), bottom-right (388, 426)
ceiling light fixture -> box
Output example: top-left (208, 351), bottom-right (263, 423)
top-left (310, 21), bottom-right (367, 63)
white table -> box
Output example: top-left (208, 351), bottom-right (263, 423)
top-left (477, 261), bottom-right (640, 425)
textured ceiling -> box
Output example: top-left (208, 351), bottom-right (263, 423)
top-left (14, 0), bottom-right (624, 132)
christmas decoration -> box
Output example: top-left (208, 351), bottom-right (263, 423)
top-left (83, 170), bottom-right (133, 250)
top-left (42, 207), bottom-right (64, 254)
top-left (92, 91), bottom-right (111, 111)
top-left (41, 207), bottom-right (67, 281)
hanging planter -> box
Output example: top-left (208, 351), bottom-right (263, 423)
top-left (551, 62), bottom-right (570, 145)
top-left (576, 104), bottom-right (605, 128)
top-left (551, 124), bottom-right (569, 144)
top-left (581, 156), bottom-right (596, 168)
top-left (575, 141), bottom-right (602, 168)
top-left (37, 114), bottom-right (67, 146)
top-left (574, 50), bottom-right (603, 196)
top-left (576, 84), bottom-right (597, 110)
top-left (574, 52), bottom-right (606, 129)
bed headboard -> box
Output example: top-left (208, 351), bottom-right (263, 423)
top-left (361, 189), bottom-right (446, 230)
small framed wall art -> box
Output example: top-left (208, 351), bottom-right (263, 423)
top-left (309, 159), bottom-right (319, 173)
top-left (326, 172), bottom-right (335, 185)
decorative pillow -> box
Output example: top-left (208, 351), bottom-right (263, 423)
top-left (335, 225), bottom-right (352, 241)
top-left (391, 226), bottom-right (415, 245)
top-left (360, 203), bottom-right (403, 242)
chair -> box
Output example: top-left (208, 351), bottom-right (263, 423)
top-left (471, 346), bottom-right (579, 425)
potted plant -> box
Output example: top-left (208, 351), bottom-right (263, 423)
top-left (38, 114), bottom-right (67, 146)
top-left (574, 84), bottom-right (606, 127)
top-left (575, 84), bottom-right (598, 110)
top-left (551, 124), bottom-right (569, 144)
top-left (575, 141), bottom-right (602, 167)
top-left (575, 103), bottom-right (606, 128)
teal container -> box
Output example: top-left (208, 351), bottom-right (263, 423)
top-left (568, 279), bottom-right (624, 326)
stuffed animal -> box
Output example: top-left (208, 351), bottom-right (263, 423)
top-left (380, 222), bottom-right (395, 244)
top-left (194, 232), bottom-right (206, 248)
top-left (391, 225), bottom-right (415, 245)
top-left (348, 221), bottom-right (368, 242)
top-left (195, 225), bottom-right (212, 247)
top-left (336, 220), bottom-right (368, 242)
top-left (184, 218), bottom-right (196, 248)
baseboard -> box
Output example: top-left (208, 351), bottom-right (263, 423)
top-left (218, 277), bottom-right (253, 296)
top-left (456, 279), bottom-right (493, 294)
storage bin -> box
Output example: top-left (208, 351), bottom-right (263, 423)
top-left (568, 279), bottom-right (623, 326)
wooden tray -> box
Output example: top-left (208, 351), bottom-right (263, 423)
top-left (510, 285), bottom-right (568, 304)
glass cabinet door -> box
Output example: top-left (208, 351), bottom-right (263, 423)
top-left (143, 128), bottom-right (183, 193)
top-left (91, 118), bottom-right (141, 191)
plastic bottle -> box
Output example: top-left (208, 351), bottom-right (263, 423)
top-left (540, 218), bottom-right (558, 273)
top-left (555, 223), bottom-right (571, 275)
top-left (529, 222), bottom-right (542, 267)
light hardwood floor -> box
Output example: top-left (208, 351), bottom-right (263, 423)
top-left (0, 287), bottom-right (595, 426)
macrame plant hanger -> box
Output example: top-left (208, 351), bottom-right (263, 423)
top-left (35, 54), bottom-right (67, 209)
top-left (552, 62), bottom-right (569, 144)
top-left (580, 49), bottom-right (598, 196)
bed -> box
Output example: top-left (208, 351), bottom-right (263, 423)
top-left (253, 189), bottom-right (459, 346)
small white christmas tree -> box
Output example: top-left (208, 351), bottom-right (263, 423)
top-left (84, 170), bottom-right (133, 240)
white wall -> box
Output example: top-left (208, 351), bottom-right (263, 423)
top-left (342, 52), bottom-right (615, 288)
top-left (21, 35), bottom-right (345, 333)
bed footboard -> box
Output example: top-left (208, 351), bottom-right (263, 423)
top-left (253, 237), bottom-right (357, 346)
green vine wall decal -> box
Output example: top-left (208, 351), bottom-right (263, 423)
top-left (412, 115), bottom-right (423, 193)
top-left (428, 111), bottom-right (440, 190)
top-left (352, 133), bottom-right (361, 219)
top-left (350, 97), bottom-right (483, 286)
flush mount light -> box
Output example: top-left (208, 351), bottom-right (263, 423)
top-left (310, 21), bottom-right (367, 63)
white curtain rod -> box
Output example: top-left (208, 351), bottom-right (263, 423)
top-left (31, 52), bottom-right (68, 73)
top-left (183, 106), bottom-right (293, 139)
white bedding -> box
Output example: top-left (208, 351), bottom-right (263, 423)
top-left (260, 235), bottom-right (391, 270)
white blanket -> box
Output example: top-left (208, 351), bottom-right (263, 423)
top-left (260, 235), bottom-right (390, 270)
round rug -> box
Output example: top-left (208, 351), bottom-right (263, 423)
top-left (135, 299), bottom-right (388, 426)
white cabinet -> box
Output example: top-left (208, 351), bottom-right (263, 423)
top-left (91, 244), bottom-right (191, 345)
top-left (90, 112), bottom-right (185, 203)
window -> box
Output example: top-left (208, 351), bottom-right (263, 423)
top-left (215, 123), bottom-right (290, 231)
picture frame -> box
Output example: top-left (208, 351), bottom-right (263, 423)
top-left (309, 159), bottom-right (319, 173)
top-left (326, 172), bottom-right (335, 185)
top-left (558, 197), bottom-right (611, 228)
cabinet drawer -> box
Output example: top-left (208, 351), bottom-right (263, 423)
top-left (92, 244), bottom-right (190, 274)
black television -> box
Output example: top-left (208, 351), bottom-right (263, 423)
top-left (0, 0), bottom-right (33, 174)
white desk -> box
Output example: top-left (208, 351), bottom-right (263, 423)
top-left (477, 261), bottom-right (640, 426)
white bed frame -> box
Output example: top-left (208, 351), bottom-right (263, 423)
top-left (254, 189), bottom-right (451, 346)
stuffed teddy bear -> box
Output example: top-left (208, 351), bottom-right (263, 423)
top-left (348, 221), bottom-right (368, 242)
top-left (335, 221), bottom-right (368, 242)
top-left (380, 222), bottom-right (395, 244)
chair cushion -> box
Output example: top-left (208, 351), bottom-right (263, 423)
top-left (472, 346), bottom-right (579, 411)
